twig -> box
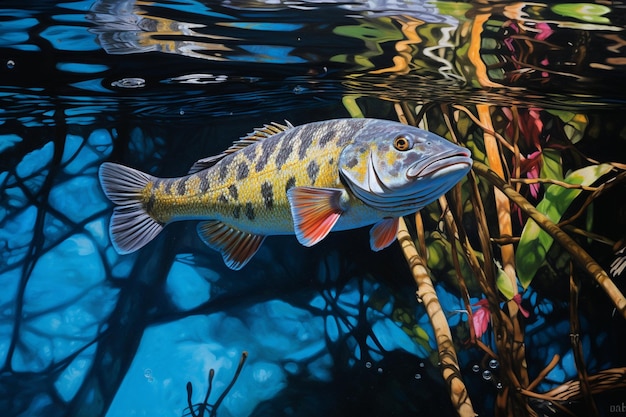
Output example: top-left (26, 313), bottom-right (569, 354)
top-left (511, 177), bottom-right (600, 191)
top-left (210, 351), bottom-right (248, 417)
top-left (569, 268), bottom-right (599, 416)
top-left (544, 367), bottom-right (626, 400)
top-left (439, 196), bottom-right (476, 341)
top-left (473, 161), bottom-right (626, 320)
top-left (397, 217), bottom-right (477, 417)
top-left (526, 354), bottom-right (560, 392)
top-left (518, 389), bottom-right (578, 417)
top-left (452, 104), bottom-right (515, 153)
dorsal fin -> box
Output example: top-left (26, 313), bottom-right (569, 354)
top-left (188, 121), bottom-right (294, 174)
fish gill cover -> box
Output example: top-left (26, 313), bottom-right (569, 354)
top-left (0, 1), bottom-right (626, 417)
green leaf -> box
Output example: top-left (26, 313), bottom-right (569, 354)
top-left (495, 266), bottom-right (516, 299)
top-left (551, 4), bottom-right (611, 24)
top-left (516, 164), bottom-right (613, 288)
top-left (541, 149), bottom-right (563, 182)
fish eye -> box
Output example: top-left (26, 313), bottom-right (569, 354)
top-left (393, 136), bottom-right (411, 151)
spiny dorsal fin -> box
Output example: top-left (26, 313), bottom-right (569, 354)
top-left (188, 121), bottom-right (294, 174)
top-left (197, 220), bottom-right (266, 270)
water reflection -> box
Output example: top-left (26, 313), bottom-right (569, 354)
top-left (0, 0), bottom-right (624, 127)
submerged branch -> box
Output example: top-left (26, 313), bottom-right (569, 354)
top-left (472, 161), bottom-right (626, 320)
top-left (544, 367), bottom-right (626, 401)
top-left (397, 217), bottom-right (476, 417)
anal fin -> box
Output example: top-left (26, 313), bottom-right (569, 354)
top-left (287, 186), bottom-right (345, 247)
top-left (369, 217), bottom-right (399, 251)
top-left (197, 220), bottom-right (265, 270)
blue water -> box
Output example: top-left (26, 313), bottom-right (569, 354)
top-left (1, 1), bottom-right (626, 416)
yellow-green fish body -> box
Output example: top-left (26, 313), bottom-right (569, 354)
top-left (144, 120), bottom-right (380, 233)
top-left (99, 118), bottom-right (472, 269)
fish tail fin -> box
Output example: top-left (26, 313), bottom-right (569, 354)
top-left (99, 162), bottom-right (164, 254)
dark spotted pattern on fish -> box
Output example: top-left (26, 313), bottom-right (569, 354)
top-left (285, 176), bottom-right (296, 193)
top-left (219, 161), bottom-right (230, 181)
top-left (146, 194), bottom-right (156, 213)
top-left (319, 130), bottom-right (335, 147)
top-left (298, 126), bottom-right (315, 160)
top-left (236, 162), bottom-right (249, 180)
top-left (199, 173), bottom-right (210, 193)
top-left (275, 141), bottom-right (293, 170)
top-left (245, 202), bottom-right (255, 220)
top-left (261, 181), bottom-right (274, 209)
top-left (100, 118), bottom-right (473, 272)
top-left (228, 184), bottom-right (238, 200)
top-left (255, 137), bottom-right (278, 172)
top-left (345, 157), bottom-right (358, 169)
top-left (177, 179), bottom-right (186, 195)
top-left (163, 180), bottom-right (173, 194)
top-left (307, 160), bottom-right (319, 184)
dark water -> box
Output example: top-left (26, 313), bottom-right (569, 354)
top-left (1, 1), bottom-right (626, 416)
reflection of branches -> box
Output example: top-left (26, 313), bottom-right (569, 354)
top-left (3, 111), bottom-right (66, 373)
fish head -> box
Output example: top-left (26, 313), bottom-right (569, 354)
top-left (339, 123), bottom-right (472, 214)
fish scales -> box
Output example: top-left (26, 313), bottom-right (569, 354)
top-left (144, 119), bottom-right (361, 234)
top-left (99, 118), bottom-right (473, 269)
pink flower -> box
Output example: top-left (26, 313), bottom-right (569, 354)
top-left (472, 299), bottom-right (491, 338)
top-left (513, 293), bottom-right (530, 318)
top-left (520, 150), bottom-right (542, 199)
top-left (535, 22), bottom-right (554, 41)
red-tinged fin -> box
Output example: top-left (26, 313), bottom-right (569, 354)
top-left (188, 121), bottom-right (294, 174)
top-left (369, 217), bottom-right (399, 251)
top-left (98, 162), bottom-right (164, 254)
top-left (286, 186), bottom-right (345, 247)
top-left (197, 220), bottom-right (265, 270)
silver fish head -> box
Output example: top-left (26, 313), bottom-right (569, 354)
top-left (339, 122), bottom-right (472, 214)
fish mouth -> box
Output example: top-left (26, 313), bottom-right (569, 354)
top-left (406, 149), bottom-right (473, 179)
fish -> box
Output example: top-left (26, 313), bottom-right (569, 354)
top-left (98, 118), bottom-right (472, 270)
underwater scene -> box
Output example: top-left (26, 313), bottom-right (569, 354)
top-left (1, 0), bottom-right (626, 416)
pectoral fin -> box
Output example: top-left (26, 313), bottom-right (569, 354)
top-left (369, 217), bottom-right (399, 251)
top-left (286, 186), bottom-right (345, 247)
top-left (197, 220), bottom-right (265, 270)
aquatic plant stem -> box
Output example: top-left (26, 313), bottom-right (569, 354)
top-left (472, 161), bottom-right (626, 319)
top-left (397, 217), bottom-right (476, 417)
top-left (569, 269), bottom-right (599, 416)
top-left (476, 105), bottom-right (518, 299)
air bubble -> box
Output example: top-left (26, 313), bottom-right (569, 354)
top-left (419, 362), bottom-right (425, 368)
top-left (482, 370), bottom-right (492, 381)
top-left (472, 364), bottom-right (480, 373)
top-left (496, 382), bottom-right (503, 389)
top-left (414, 373), bottom-right (422, 380)
top-left (365, 361), bottom-right (372, 369)
top-left (489, 359), bottom-right (499, 369)
top-left (111, 77), bottom-right (146, 88)
top-left (7, 60), bottom-right (15, 69)
top-left (377, 367), bottom-right (383, 374)
top-left (144, 368), bottom-right (154, 382)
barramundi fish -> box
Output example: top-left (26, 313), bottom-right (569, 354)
top-left (99, 118), bottom-right (472, 270)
